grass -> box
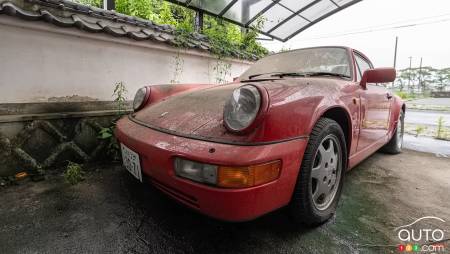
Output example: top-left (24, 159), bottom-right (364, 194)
top-left (435, 116), bottom-right (448, 140)
top-left (414, 125), bottom-right (426, 137)
top-left (395, 91), bottom-right (416, 100)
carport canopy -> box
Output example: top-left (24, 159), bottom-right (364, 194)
top-left (164, 0), bottom-right (362, 41)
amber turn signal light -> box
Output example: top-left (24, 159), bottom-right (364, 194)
top-left (217, 160), bottom-right (281, 188)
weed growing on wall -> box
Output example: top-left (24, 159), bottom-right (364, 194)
top-left (98, 82), bottom-right (129, 161)
top-left (213, 60), bottom-right (231, 84)
top-left (113, 81), bottom-right (128, 114)
top-left (170, 50), bottom-right (184, 84)
top-left (207, 17), bottom-right (265, 84)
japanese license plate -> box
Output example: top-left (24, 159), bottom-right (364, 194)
top-left (120, 143), bottom-right (142, 182)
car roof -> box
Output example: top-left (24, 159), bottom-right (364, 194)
top-left (269, 46), bottom-right (353, 56)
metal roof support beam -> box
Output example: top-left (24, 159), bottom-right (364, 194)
top-left (283, 0), bottom-right (363, 41)
top-left (103, 0), bottom-right (115, 10)
top-left (164, 0), bottom-right (284, 41)
top-left (163, 0), bottom-right (361, 41)
top-left (218, 0), bottom-right (239, 17)
top-left (244, 0), bottom-right (281, 27)
top-left (266, 0), bottom-right (320, 34)
top-left (195, 10), bottom-right (204, 33)
top-left (329, 0), bottom-right (340, 8)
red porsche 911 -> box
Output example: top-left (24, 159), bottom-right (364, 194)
top-left (115, 46), bottom-right (405, 226)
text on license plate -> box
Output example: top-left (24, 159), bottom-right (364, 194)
top-left (120, 143), bottom-right (142, 182)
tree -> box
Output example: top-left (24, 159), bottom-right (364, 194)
top-left (395, 67), bottom-right (450, 93)
top-left (75, 0), bottom-right (268, 58)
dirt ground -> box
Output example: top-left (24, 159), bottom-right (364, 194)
top-left (0, 150), bottom-right (449, 254)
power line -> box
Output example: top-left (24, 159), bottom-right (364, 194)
top-left (307, 18), bottom-right (450, 40)
top-left (342, 12), bottom-right (450, 32)
top-left (263, 13), bottom-right (450, 43)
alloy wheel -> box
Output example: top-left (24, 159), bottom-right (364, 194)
top-left (310, 134), bottom-right (342, 211)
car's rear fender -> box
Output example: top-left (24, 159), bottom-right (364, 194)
top-left (388, 95), bottom-right (405, 138)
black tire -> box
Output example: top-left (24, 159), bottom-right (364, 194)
top-left (381, 110), bottom-right (404, 154)
top-left (289, 117), bottom-right (347, 227)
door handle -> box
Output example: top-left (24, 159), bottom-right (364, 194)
top-left (386, 93), bottom-right (393, 99)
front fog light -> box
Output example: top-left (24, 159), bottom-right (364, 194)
top-left (174, 158), bottom-right (217, 184)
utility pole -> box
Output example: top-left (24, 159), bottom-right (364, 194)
top-left (392, 36), bottom-right (398, 90)
top-left (408, 56), bottom-right (412, 93)
top-left (418, 57), bottom-right (423, 93)
top-left (393, 36), bottom-right (398, 69)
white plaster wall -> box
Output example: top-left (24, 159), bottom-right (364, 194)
top-left (0, 16), bottom-right (252, 103)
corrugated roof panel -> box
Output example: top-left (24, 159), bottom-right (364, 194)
top-left (223, 0), bottom-right (273, 24)
top-left (165, 0), bottom-right (363, 41)
top-left (300, 0), bottom-right (338, 22)
top-left (270, 15), bottom-right (309, 39)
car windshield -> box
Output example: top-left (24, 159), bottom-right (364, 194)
top-left (240, 47), bottom-right (352, 80)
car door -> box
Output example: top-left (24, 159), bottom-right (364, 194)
top-left (355, 53), bottom-right (392, 152)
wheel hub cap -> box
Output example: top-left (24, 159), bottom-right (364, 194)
top-left (311, 135), bottom-right (342, 211)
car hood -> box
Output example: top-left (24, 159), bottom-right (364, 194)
top-left (131, 78), bottom-right (345, 143)
top-left (132, 83), bottom-right (245, 142)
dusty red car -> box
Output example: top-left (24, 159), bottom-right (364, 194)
top-left (116, 46), bottom-right (404, 226)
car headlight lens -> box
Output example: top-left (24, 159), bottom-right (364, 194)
top-left (174, 157), bottom-right (281, 188)
top-left (223, 85), bottom-right (261, 132)
top-left (174, 158), bottom-right (218, 184)
top-left (133, 87), bottom-right (149, 111)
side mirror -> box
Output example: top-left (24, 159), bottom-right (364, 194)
top-left (360, 68), bottom-right (396, 89)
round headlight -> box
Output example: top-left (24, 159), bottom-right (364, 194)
top-left (133, 87), bottom-right (149, 111)
top-left (224, 85), bottom-right (261, 132)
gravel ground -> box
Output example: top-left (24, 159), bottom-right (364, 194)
top-left (1, 150), bottom-right (449, 254)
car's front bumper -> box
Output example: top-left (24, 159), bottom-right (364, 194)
top-left (115, 117), bottom-right (308, 221)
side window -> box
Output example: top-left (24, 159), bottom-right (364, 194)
top-left (355, 54), bottom-right (372, 82)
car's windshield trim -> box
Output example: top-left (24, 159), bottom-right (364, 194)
top-left (240, 46), bottom-right (354, 81)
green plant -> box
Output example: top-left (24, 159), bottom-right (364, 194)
top-left (98, 125), bottom-right (121, 160)
top-left (64, 161), bottom-right (85, 185)
top-left (435, 116), bottom-right (446, 139)
top-left (414, 125), bottom-right (426, 137)
top-left (98, 82), bottom-right (128, 161)
top-left (74, 0), bottom-right (101, 7)
top-left (213, 60), bottom-right (231, 84)
top-left (279, 46), bottom-right (292, 53)
top-left (77, 0), bottom-right (268, 60)
top-left (170, 50), bottom-right (184, 84)
top-left (113, 81), bottom-right (128, 114)
top-left (395, 91), bottom-right (415, 100)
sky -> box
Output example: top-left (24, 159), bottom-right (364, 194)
top-left (260, 0), bottom-right (450, 70)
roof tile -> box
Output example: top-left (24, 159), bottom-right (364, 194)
top-left (0, 0), bottom-right (256, 60)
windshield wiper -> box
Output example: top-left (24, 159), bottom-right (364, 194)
top-left (248, 71), bottom-right (350, 80)
top-left (248, 72), bottom-right (286, 79)
top-left (270, 71), bottom-right (350, 79)
top-left (300, 72), bottom-right (351, 78)
top-left (270, 72), bottom-right (308, 78)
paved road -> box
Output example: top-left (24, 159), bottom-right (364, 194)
top-left (1, 151), bottom-right (450, 254)
top-left (403, 134), bottom-right (450, 157)
top-left (407, 98), bottom-right (450, 106)
top-left (404, 110), bottom-right (450, 126)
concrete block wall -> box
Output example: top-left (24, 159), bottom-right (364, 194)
top-left (0, 102), bottom-right (130, 176)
